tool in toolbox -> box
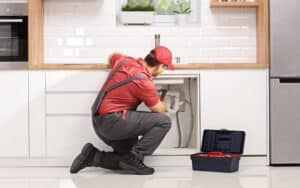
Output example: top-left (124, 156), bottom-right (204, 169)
top-left (196, 152), bottom-right (238, 158)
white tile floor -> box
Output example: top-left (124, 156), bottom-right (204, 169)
top-left (0, 164), bottom-right (300, 188)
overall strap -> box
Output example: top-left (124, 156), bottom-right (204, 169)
top-left (100, 58), bottom-right (128, 91)
top-left (102, 73), bottom-right (146, 95)
top-left (91, 71), bottom-right (147, 115)
top-left (91, 58), bottom-right (129, 115)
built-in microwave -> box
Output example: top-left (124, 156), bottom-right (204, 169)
top-left (0, 3), bottom-right (27, 62)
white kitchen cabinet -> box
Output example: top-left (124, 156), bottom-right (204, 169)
top-left (46, 93), bottom-right (95, 115)
top-left (46, 116), bottom-right (110, 157)
top-left (29, 71), bottom-right (46, 157)
top-left (46, 71), bottom-right (108, 92)
top-left (0, 71), bottom-right (28, 157)
top-left (18, 69), bottom-right (269, 162)
top-left (44, 71), bottom-right (111, 158)
top-left (43, 71), bottom-right (201, 158)
top-left (26, 70), bottom-right (110, 158)
top-left (200, 70), bottom-right (268, 155)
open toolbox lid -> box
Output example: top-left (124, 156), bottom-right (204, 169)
top-left (201, 129), bottom-right (246, 154)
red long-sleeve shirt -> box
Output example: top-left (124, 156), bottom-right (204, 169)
top-left (98, 53), bottom-right (160, 114)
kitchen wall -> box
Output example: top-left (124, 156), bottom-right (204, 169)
top-left (44, 0), bottom-right (256, 64)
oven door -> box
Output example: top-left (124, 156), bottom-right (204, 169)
top-left (0, 16), bottom-right (27, 61)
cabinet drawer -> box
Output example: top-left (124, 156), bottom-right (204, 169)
top-left (46, 71), bottom-right (109, 92)
top-left (46, 116), bottom-right (111, 157)
top-left (46, 93), bottom-right (96, 114)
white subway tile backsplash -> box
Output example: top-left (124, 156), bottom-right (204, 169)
top-left (56, 38), bottom-right (64, 46)
top-left (202, 26), bottom-right (256, 37)
top-left (85, 38), bottom-right (94, 46)
top-left (241, 47), bottom-right (257, 59)
top-left (230, 37), bottom-right (256, 48)
top-left (65, 38), bottom-right (84, 47)
top-left (44, 0), bottom-right (257, 64)
top-left (188, 57), bottom-right (211, 63)
top-left (63, 49), bottom-right (74, 57)
top-left (221, 47), bottom-right (243, 58)
top-left (211, 58), bottom-right (255, 63)
top-left (75, 27), bottom-right (86, 36)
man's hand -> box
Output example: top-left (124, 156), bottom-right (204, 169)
top-left (160, 89), bottom-right (168, 101)
top-left (149, 90), bottom-right (168, 113)
top-left (149, 100), bottom-right (167, 113)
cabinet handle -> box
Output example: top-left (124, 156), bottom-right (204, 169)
top-left (0, 19), bottom-right (23, 23)
top-left (279, 78), bottom-right (300, 83)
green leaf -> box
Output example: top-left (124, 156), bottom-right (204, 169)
top-left (172, 0), bottom-right (191, 14)
top-left (122, 0), bottom-right (155, 11)
top-left (122, 4), bottom-right (155, 11)
top-left (183, 7), bottom-right (191, 14)
top-left (155, 0), bottom-right (168, 12)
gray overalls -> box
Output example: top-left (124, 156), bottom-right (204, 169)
top-left (90, 58), bottom-right (171, 169)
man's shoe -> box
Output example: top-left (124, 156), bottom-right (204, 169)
top-left (119, 154), bottom-right (154, 175)
top-left (70, 143), bottom-right (96, 174)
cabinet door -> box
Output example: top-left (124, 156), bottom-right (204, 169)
top-left (44, 71), bottom-right (111, 157)
top-left (201, 70), bottom-right (268, 155)
top-left (0, 71), bottom-right (28, 157)
top-left (46, 93), bottom-right (95, 115)
top-left (46, 116), bottom-right (110, 157)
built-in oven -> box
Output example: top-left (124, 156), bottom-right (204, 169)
top-left (0, 3), bottom-right (27, 62)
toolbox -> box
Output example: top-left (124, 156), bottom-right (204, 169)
top-left (191, 129), bottom-right (246, 173)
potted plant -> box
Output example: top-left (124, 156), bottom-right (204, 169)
top-left (173, 0), bottom-right (191, 25)
top-left (120, 0), bottom-right (155, 25)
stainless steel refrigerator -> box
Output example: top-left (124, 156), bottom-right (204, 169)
top-left (270, 0), bottom-right (300, 165)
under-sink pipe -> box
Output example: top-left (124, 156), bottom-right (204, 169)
top-left (185, 78), bottom-right (195, 147)
top-left (176, 111), bottom-right (183, 148)
top-left (166, 91), bottom-right (183, 114)
top-left (174, 79), bottom-right (195, 148)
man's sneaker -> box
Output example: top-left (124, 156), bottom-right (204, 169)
top-left (70, 143), bottom-right (96, 174)
top-left (119, 154), bottom-right (154, 175)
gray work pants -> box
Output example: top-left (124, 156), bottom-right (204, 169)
top-left (91, 110), bottom-right (171, 168)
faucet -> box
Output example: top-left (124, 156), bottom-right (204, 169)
top-left (175, 56), bottom-right (181, 64)
top-left (154, 34), bottom-right (160, 47)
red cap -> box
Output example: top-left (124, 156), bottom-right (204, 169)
top-left (150, 46), bottom-right (175, 70)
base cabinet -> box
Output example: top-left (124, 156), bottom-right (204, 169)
top-left (200, 70), bottom-right (268, 155)
top-left (0, 71), bottom-right (29, 157)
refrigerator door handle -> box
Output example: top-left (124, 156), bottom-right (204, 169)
top-left (279, 78), bottom-right (300, 83)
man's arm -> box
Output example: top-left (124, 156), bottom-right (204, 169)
top-left (136, 79), bottom-right (168, 113)
top-left (149, 90), bottom-right (168, 112)
top-left (149, 100), bottom-right (167, 113)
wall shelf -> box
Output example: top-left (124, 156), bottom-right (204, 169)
top-left (210, 1), bottom-right (259, 8)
